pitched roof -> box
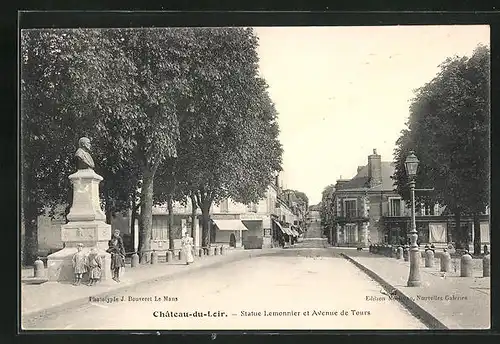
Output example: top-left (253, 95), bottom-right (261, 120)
top-left (337, 161), bottom-right (397, 192)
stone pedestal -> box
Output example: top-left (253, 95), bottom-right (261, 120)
top-left (66, 169), bottom-right (106, 222)
top-left (47, 169), bottom-right (112, 282)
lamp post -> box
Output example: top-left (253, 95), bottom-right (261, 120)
top-left (405, 151), bottom-right (421, 287)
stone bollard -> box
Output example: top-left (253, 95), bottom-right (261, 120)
top-left (214, 246), bottom-right (219, 255)
top-left (397, 246), bottom-right (403, 260)
top-left (179, 250), bottom-right (185, 261)
top-left (424, 249), bottom-right (435, 268)
top-left (403, 246), bottom-right (409, 261)
top-left (440, 249), bottom-right (451, 272)
top-left (207, 247), bottom-right (213, 256)
top-left (198, 248), bottom-right (203, 257)
top-left (483, 254), bottom-right (490, 277)
top-left (392, 247), bottom-right (397, 258)
top-left (166, 250), bottom-right (173, 263)
top-left (34, 257), bottom-right (45, 278)
top-left (131, 252), bottom-right (139, 267)
top-left (151, 250), bottom-right (158, 265)
top-left (460, 252), bottom-right (473, 277)
top-left (140, 252), bottom-right (150, 264)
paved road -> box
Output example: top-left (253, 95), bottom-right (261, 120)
top-left (24, 242), bottom-right (426, 330)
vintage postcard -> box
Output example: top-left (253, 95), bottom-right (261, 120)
top-left (20, 22), bottom-right (490, 331)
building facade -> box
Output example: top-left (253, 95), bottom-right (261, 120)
top-left (329, 149), bottom-right (490, 249)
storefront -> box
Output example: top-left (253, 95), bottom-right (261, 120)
top-left (211, 217), bottom-right (248, 248)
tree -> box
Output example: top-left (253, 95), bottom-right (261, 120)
top-left (154, 157), bottom-right (190, 252)
top-left (392, 45), bottom-right (490, 253)
top-left (94, 28), bottom-right (195, 261)
top-left (21, 28), bottom-right (192, 263)
top-left (20, 29), bottom-right (138, 264)
top-left (175, 28), bottom-right (283, 247)
top-left (320, 184), bottom-right (335, 242)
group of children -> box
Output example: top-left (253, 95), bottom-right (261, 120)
top-left (72, 243), bottom-right (103, 286)
top-left (73, 229), bottom-right (126, 286)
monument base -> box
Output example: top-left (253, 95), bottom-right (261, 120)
top-left (47, 247), bottom-right (111, 282)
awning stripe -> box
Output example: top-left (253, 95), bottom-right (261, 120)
top-left (273, 219), bottom-right (286, 234)
top-left (212, 219), bottom-right (248, 231)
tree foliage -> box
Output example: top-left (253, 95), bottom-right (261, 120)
top-left (21, 28), bottom-right (186, 261)
top-left (392, 45), bottom-right (490, 251)
top-left (171, 28), bottom-right (283, 246)
top-left (21, 29), bottom-right (140, 263)
top-left (320, 184), bottom-right (335, 237)
top-left (21, 27), bottom-right (283, 261)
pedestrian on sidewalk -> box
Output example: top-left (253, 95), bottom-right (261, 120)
top-left (107, 229), bottom-right (125, 282)
top-left (181, 232), bottom-right (195, 265)
top-left (279, 234), bottom-right (285, 249)
top-left (72, 243), bottom-right (87, 286)
top-left (86, 247), bottom-right (102, 286)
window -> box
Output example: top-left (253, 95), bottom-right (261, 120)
top-left (248, 202), bottom-right (257, 213)
top-left (152, 216), bottom-right (168, 240)
top-left (389, 198), bottom-right (401, 216)
top-left (220, 199), bottom-right (229, 212)
top-left (343, 199), bottom-right (357, 218)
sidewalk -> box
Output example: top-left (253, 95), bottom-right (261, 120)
top-left (22, 248), bottom-right (270, 321)
top-left (338, 249), bottom-right (490, 329)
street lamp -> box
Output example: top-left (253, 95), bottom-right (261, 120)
top-left (405, 151), bottom-right (421, 287)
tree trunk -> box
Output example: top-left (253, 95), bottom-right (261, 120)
top-left (130, 201), bottom-right (137, 252)
top-left (138, 168), bottom-right (155, 262)
top-left (190, 194), bottom-right (197, 240)
top-left (473, 212), bottom-right (481, 255)
top-left (201, 204), bottom-right (211, 248)
top-left (103, 186), bottom-right (112, 224)
top-left (167, 195), bottom-right (175, 251)
top-left (454, 211), bottom-right (463, 249)
top-left (23, 201), bottom-right (39, 266)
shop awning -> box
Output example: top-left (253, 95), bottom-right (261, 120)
top-left (292, 225), bottom-right (303, 234)
top-left (212, 219), bottom-right (248, 231)
top-left (283, 226), bottom-right (295, 236)
top-left (273, 220), bottom-right (286, 234)
top-left (289, 228), bottom-right (299, 236)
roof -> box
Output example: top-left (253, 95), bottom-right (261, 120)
top-left (336, 161), bottom-right (396, 192)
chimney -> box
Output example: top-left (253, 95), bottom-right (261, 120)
top-left (368, 148), bottom-right (382, 187)
top-left (357, 166), bottom-right (364, 174)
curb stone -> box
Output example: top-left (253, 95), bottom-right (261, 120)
top-left (22, 251), bottom-right (265, 326)
top-left (340, 253), bottom-right (448, 330)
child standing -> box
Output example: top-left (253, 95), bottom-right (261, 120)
top-left (86, 247), bottom-right (102, 286)
top-left (72, 243), bottom-right (87, 286)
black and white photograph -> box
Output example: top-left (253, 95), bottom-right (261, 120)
top-left (20, 23), bottom-right (490, 331)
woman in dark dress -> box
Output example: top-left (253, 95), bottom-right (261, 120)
top-left (107, 229), bottom-right (125, 282)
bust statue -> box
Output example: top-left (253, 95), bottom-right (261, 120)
top-left (75, 137), bottom-right (95, 170)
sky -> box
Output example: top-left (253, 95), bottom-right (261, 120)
top-left (254, 25), bottom-right (490, 205)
